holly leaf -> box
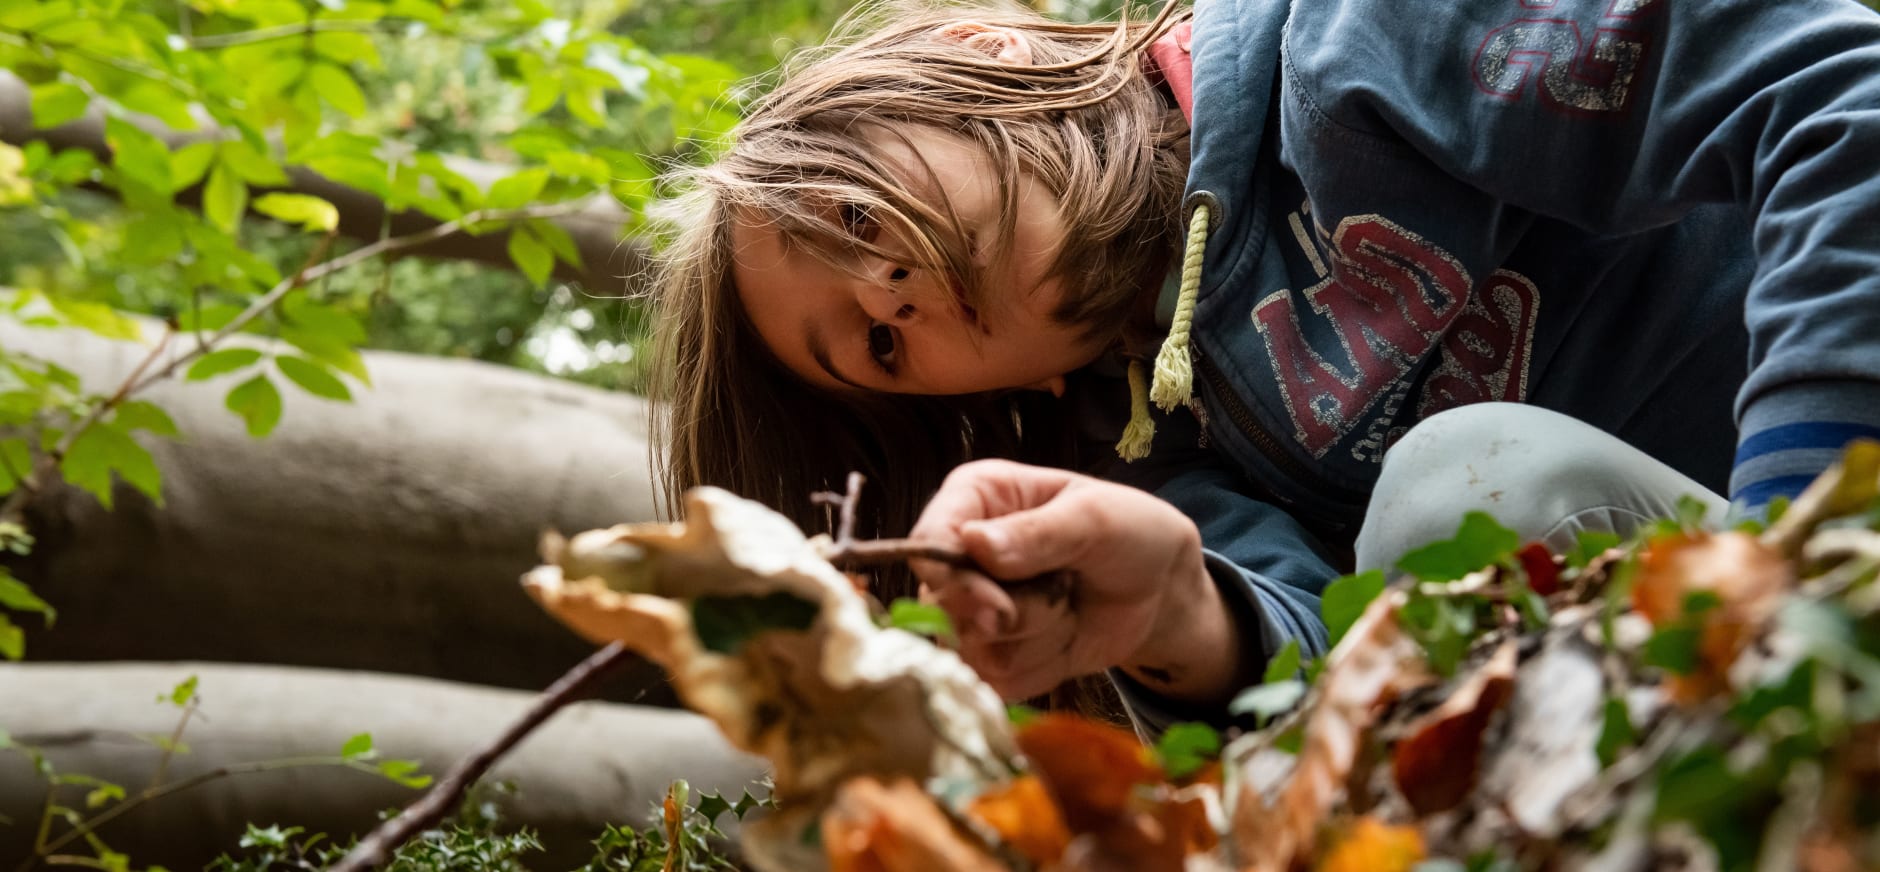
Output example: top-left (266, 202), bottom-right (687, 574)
top-left (224, 374), bottom-right (283, 438)
top-left (1396, 512), bottom-right (1521, 582)
top-left (691, 592), bottom-right (820, 655)
top-left (1322, 570), bottom-right (1386, 647)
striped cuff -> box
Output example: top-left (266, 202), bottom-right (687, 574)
top-left (1733, 382), bottom-right (1880, 509)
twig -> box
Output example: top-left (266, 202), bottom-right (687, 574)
top-left (330, 642), bottom-right (637, 872)
top-left (811, 472), bottom-right (975, 572)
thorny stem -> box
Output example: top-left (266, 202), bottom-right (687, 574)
top-left (331, 642), bottom-right (637, 872)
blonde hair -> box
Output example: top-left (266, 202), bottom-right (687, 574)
top-left (647, 0), bottom-right (1191, 598)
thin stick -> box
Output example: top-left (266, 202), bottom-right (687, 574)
top-left (330, 642), bottom-right (636, 871)
top-left (811, 472), bottom-right (975, 571)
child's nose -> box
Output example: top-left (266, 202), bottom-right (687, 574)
top-left (858, 280), bottom-right (921, 325)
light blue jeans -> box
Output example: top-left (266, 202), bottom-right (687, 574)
top-left (1352, 403), bottom-right (1730, 572)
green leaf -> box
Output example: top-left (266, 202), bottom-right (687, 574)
top-left (691, 592), bottom-right (820, 655)
top-left (0, 438), bottom-right (31, 492)
top-left (202, 162), bottom-right (248, 233)
top-left (48, 297), bottom-right (141, 341)
top-left (1263, 639), bottom-right (1302, 685)
top-left (252, 192), bottom-right (339, 232)
top-left (113, 401), bottom-right (178, 438)
top-left (85, 781), bottom-right (126, 809)
top-left (1567, 530), bottom-right (1622, 569)
top-left (527, 218), bottom-right (583, 267)
top-left (886, 599), bottom-right (954, 642)
top-left (1228, 679), bottom-right (1306, 723)
top-left (224, 374), bottom-right (283, 438)
top-left (1396, 511), bottom-right (1522, 582)
top-left (308, 63), bottom-right (367, 117)
top-left (0, 570), bottom-right (55, 627)
top-left (0, 613), bottom-right (21, 660)
top-left (507, 227), bottom-right (554, 287)
top-left (282, 295), bottom-right (366, 343)
top-left (168, 142), bottom-right (218, 190)
top-left (1005, 704), bottom-right (1039, 726)
top-left (341, 732), bottom-right (374, 760)
top-left (1153, 722), bottom-right (1220, 780)
top-left (104, 116), bottom-right (172, 194)
top-left (219, 139), bottom-right (289, 186)
top-left (1321, 569), bottom-right (1386, 647)
top-left (1765, 495), bottom-right (1791, 526)
top-left (166, 674), bottom-right (198, 707)
top-left (1675, 494), bottom-right (1710, 530)
top-left (1643, 626), bottom-right (1703, 675)
top-left (376, 758), bottom-right (432, 788)
top-left (30, 81), bottom-right (90, 128)
top-left (485, 168), bottom-right (550, 210)
top-left (276, 355), bottom-right (352, 401)
top-left (60, 422), bottom-right (162, 507)
top-left (185, 348), bottom-right (264, 381)
top-left (1595, 696), bottom-right (1636, 768)
top-left (280, 327), bottom-right (369, 384)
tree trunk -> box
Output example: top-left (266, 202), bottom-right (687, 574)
top-left (2, 320), bottom-right (673, 700)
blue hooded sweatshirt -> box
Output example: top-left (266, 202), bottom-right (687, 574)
top-left (1089, 0), bottom-right (1880, 729)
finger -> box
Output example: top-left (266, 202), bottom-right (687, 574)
top-left (920, 571), bottom-right (1016, 639)
top-left (957, 487), bottom-right (1103, 580)
top-left (910, 460), bottom-right (1079, 544)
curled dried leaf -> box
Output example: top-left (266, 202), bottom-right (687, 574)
top-left (1632, 530), bottom-right (1790, 703)
top-left (1315, 817), bottom-right (1426, 872)
top-left (1391, 639), bottom-right (1518, 816)
top-left (966, 775), bottom-right (1070, 867)
top-left (824, 777), bottom-right (1010, 872)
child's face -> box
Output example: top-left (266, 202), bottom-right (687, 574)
top-left (732, 125), bottom-right (1105, 397)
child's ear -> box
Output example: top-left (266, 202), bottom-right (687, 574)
top-left (937, 22), bottom-right (1035, 65)
top-left (1021, 375), bottom-right (1067, 398)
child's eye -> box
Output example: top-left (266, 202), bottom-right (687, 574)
top-left (867, 323), bottom-right (898, 372)
top-left (838, 202), bottom-right (876, 241)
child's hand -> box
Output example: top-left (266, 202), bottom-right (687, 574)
top-left (909, 460), bottom-right (1244, 705)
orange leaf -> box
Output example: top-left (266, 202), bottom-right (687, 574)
top-left (1633, 530), bottom-right (1790, 703)
top-left (824, 777), bottom-right (1010, 872)
top-left (1015, 714), bottom-right (1160, 830)
top-left (967, 776), bottom-right (1071, 867)
top-left (1316, 817), bottom-right (1426, 872)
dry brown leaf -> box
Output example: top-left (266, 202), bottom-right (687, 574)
top-left (823, 777), bottom-right (1011, 872)
top-left (522, 487), bottom-right (1019, 871)
top-left (1391, 639), bottom-right (1518, 816)
top-left (1632, 530), bottom-right (1791, 703)
top-left (1010, 714), bottom-right (1216, 872)
top-left (1230, 591), bottom-right (1434, 872)
top-left (1315, 817), bottom-right (1426, 872)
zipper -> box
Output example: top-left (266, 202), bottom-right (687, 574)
top-left (1193, 348), bottom-right (1367, 504)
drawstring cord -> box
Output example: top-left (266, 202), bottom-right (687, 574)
top-left (1116, 196), bottom-right (1212, 461)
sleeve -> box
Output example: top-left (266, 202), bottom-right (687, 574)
top-left (1071, 372), bottom-right (1336, 734)
top-left (1286, 0), bottom-right (1880, 509)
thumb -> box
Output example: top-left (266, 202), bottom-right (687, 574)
top-left (959, 490), bottom-right (1096, 580)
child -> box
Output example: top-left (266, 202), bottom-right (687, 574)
top-left (647, 0), bottom-right (1880, 728)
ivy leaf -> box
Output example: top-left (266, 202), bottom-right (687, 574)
top-left (30, 81), bottom-right (91, 129)
top-left (309, 63), bottom-right (367, 117)
top-left (1263, 639), bottom-right (1303, 685)
top-left (507, 227), bottom-right (554, 287)
top-left (252, 193), bottom-right (339, 233)
top-left (1322, 569), bottom-right (1386, 647)
top-left (114, 400), bottom-right (179, 438)
top-left (203, 162), bottom-right (248, 233)
top-left (1396, 511), bottom-right (1522, 582)
top-left (1567, 530), bottom-right (1622, 569)
top-left (0, 569), bottom-right (55, 627)
top-left (185, 348), bottom-right (264, 381)
top-left (1228, 679), bottom-right (1306, 724)
top-left (276, 355), bottom-right (352, 402)
top-left (224, 374), bottom-right (283, 438)
top-left (1154, 722), bottom-right (1220, 780)
top-left (60, 422), bottom-right (162, 507)
top-left (341, 732), bottom-right (375, 760)
top-left (886, 599), bottom-right (954, 643)
top-left (691, 592), bottom-right (820, 655)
